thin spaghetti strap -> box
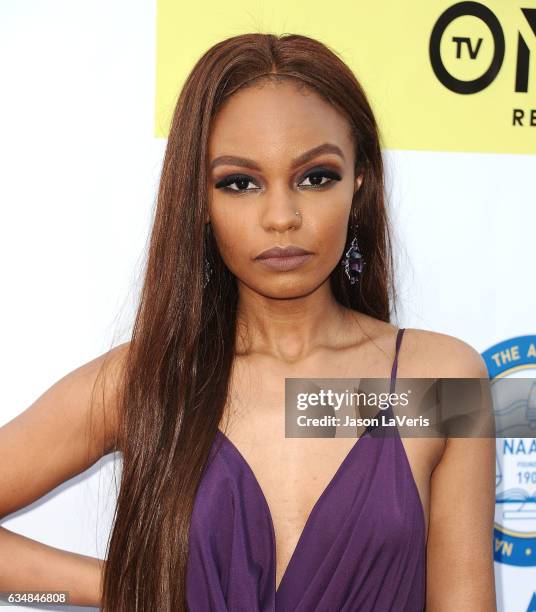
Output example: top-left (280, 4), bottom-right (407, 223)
top-left (389, 328), bottom-right (406, 394)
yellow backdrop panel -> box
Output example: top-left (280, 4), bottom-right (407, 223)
top-left (156, 0), bottom-right (536, 154)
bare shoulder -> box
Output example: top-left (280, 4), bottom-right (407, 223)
top-left (46, 340), bottom-right (130, 454)
top-left (0, 341), bottom-right (130, 520)
top-left (400, 327), bottom-right (489, 379)
top-left (348, 313), bottom-right (487, 378)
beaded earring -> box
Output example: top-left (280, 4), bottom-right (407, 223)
top-left (341, 226), bottom-right (364, 284)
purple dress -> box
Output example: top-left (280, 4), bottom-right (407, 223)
top-left (187, 328), bottom-right (426, 611)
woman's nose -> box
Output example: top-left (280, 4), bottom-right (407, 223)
top-left (259, 189), bottom-right (302, 233)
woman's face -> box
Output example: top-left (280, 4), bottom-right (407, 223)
top-left (207, 79), bottom-right (363, 298)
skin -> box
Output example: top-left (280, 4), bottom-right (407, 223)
top-left (207, 77), bottom-right (362, 326)
top-left (0, 79), bottom-right (496, 610)
top-left (206, 79), bottom-right (497, 608)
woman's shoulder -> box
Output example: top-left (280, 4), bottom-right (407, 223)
top-left (348, 313), bottom-right (487, 379)
top-left (401, 326), bottom-right (489, 379)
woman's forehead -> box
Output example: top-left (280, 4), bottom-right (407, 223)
top-left (208, 83), bottom-right (354, 165)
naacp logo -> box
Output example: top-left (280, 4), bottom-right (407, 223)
top-left (482, 335), bottom-right (536, 567)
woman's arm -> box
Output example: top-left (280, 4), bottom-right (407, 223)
top-left (0, 527), bottom-right (105, 607)
top-left (425, 335), bottom-right (496, 611)
top-left (0, 343), bottom-right (127, 607)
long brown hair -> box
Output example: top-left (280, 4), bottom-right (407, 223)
top-left (101, 32), bottom-right (397, 610)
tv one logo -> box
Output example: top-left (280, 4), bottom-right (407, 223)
top-left (429, 1), bottom-right (536, 126)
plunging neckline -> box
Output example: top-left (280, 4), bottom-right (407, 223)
top-left (216, 405), bottom-right (388, 596)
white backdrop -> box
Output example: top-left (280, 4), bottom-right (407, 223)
top-left (1, 2), bottom-right (534, 611)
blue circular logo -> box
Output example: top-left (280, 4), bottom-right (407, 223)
top-left (482, 335), bottom-right (536, 567)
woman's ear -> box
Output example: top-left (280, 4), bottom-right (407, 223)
top-left (354, 173), bottom-right (364, 194)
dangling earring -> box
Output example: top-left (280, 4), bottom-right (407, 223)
top-left (341, 225), bottom-right (364, 284)
top-left (203, 222), bottom-right (213, 289)
top-left (203, 257), bottom-right (212, 288)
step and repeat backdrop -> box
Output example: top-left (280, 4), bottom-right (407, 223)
top-left (1, 1), bottom-right (534, 610)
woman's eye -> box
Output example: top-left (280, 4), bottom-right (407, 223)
top-left (299, 169), bottom-right (342, 189)
top-left (215, 175), bottom-right (259, 193)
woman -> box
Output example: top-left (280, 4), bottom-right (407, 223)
top-left (0, 33), bottom-right (496, 611)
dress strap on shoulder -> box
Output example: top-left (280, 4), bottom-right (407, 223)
top-left (389, 328), bottom-right (406, 394)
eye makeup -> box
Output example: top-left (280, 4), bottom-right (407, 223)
top-left (213, 166), bottom-right (342, 195)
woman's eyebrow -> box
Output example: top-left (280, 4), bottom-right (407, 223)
top-left (210, 142), bottom-right (345, 171)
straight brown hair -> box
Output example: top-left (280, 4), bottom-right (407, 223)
top-left (100, 32), bottom-right (397, 610)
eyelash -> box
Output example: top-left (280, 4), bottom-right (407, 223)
top-left (214, 167), bottom-right (342, 194)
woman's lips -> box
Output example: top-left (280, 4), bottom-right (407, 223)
top-left (255, 253), bottom-right (313, 271)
